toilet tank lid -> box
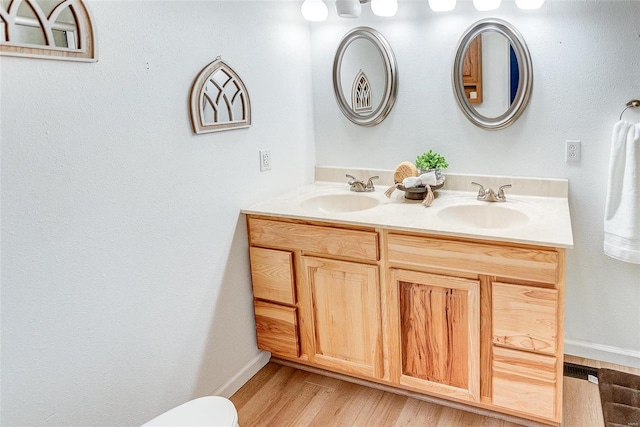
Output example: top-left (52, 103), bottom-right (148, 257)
top-left (143, 396), bottom-right (238, 426)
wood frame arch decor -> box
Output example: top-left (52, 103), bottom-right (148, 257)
top-left (0, 0), bottom-right (97, 62)
top-left (189, 57), bottom-right (252, 134)
top-left (351, 70), bottom-right (372, 114)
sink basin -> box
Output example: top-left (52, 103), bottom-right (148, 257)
top-left (437, 204), bottom-right (529, 229)
top-left (301, 194), bottom-right (379, 213)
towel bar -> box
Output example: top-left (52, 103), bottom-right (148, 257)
top-left (619, 99), bottom-right (640, 120)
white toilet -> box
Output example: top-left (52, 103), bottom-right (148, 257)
top-left (143, 396), bottom-right (239, 426)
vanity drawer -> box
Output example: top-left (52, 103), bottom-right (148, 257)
top-left (492, 346), bottom-right (557, 420)
top-left (492, 282), bottom-right (557, 355)
top-left (250, 247), bottom-right (296, 305)
top-left (254, 300), bottom-right (300, 359)
top-left (248, 217), bottom-right (378, 261)
top-left (386, 234), bottom-right (558, 284)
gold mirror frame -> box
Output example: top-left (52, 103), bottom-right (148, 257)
top-left (0, 0), bottom-right (96, 62)
top-left (452, 19), bottom-right (533, 130)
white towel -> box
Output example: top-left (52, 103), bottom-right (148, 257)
top-left (604, 121), bottom-right (640, 264)
top-left (402, 171), bottom-right (438, 188)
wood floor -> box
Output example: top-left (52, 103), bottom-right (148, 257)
top-left (230, 356), bottom-right (640, 427)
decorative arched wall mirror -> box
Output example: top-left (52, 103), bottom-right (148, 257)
top-left (333, 26), bottom-right (398, 127)
top-left (452, 18), bottom-right (532, 130)
top-left (0, 0), bottom-right (96, 62)
top-left (189, 57), bottom-right (252, 134)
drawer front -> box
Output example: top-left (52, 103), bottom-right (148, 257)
top-left (493, 282), bottom-right (558, 355)
top-left (386, 234), bottom-right (558, 284)
top-left (254, 300), bottom-right (300, 359)
top-left (492, 346), bottom-right (557, 421)
top-left (250, 247), bottom-right (295, 305)
top-left (249, 217), bottom-right (378, 261)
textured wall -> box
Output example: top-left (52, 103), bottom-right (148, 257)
top-left (0, 1), bottom-right (314, 425)
top-left (311, 1), bottom-right (640, 366)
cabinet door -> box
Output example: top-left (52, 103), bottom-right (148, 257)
top-left (302, 257), bottom-right (383, 379)
top-left (390, 269), bottom-right (480, 402)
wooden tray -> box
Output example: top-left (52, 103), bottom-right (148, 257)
top-left (398, 177), bottom-right (445, 200)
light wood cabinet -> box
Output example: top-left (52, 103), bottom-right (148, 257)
top-left (490, 281), bottom-right (562, 421)
top-left (302, 257), bottom-right (383, 378)
top-left (247, 216), bottom-right (383, 380)
top-left (386, 231), bottom-right (564, 423)
top-left (389, 269), bottom-right (480, 402)
top-left (247, 215), bottom-right (565, 426)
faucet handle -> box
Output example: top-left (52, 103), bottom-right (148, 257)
top-left (366, 176), bottom-right (379, 190)
top-left (471, 182), bottom-right (486, 197)
top-left (498, 184), bottom-right (512, 199)
top-left (346, 174), bottom-right (358, 184)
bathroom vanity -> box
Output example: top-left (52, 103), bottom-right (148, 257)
top-left (242, 168), bottom-right (573, 426)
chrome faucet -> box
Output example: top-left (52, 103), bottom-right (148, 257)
top-left (471, 182), bottom-right (512, 202)
top-left (346, 174), bottom-right (378, 192)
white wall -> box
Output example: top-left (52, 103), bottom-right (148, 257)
top-left (475, 31), bottom-right (510, 118)
top-left (311, 1), bottom-right (640, 367)
top-left (0, 1), bottom-right (314, 425)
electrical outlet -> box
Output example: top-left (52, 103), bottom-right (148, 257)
top-left (259, 149), bottom-right (271, 172)
top-left (565, 140), bottom-right (581, 163)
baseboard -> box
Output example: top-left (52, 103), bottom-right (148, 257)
top-left (212, 351), bottom-right (271, 398)
top-left (565, 339), bottom-right (640, 369)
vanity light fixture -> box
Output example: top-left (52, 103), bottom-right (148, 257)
top-left (473, 0), bottom-right (502, 11)
top-left (336, 0), bottom-right (362, 18)
top-left (303, 0), bottom-right (541, 20)
top-left (307, 0), bottom-right (396, 20)
top-left (371, 0), bottom-right (398, 17)
top-left (301, 0), bottom-right (329, 21)
top-left (428, 0), bottom-right (457, 12)
top-left (515, 0), bottom-right (545, 9)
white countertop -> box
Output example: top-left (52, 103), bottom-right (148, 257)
top-left (242, 168), bottom-right (574, 249)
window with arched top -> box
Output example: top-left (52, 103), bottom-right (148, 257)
top-left (189, 57), bottom-right (252, 134)
top-left (0, 0), bottom-right (96, 62)
top-left (352, 70), bottom-right (372, 113)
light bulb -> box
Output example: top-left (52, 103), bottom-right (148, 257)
top-left (301, 0), bottom-right (328, 21)
top-left (371, 0), bottom-right (398, 17)
top-left (473, 0), bottom-right (501, 11)
top-left (336, 0), bottom-right (361, 18)
top-left (515, 0), bottom-right (544, 9)
top-left (428, 0), bottom-right (456, 12)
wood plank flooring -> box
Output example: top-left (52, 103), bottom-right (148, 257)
top-left (230, 356), bottom-right (640, 427)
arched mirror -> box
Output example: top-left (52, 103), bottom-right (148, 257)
top-left (333, 27), bottom-right (398, 127)
top-left (452, 19), bottom-right (532, 130)
top-left (0, 0), bottom-right (96, 62)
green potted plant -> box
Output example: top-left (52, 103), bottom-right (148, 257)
top-left (415, 150), bottom-right (449, 173)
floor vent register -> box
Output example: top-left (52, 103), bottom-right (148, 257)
top-left (564, 362), bottom-right (599, 383)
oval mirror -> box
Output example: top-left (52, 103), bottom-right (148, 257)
top-left (452, 18), bottom-right (533, 130)
top-left (333, 27), bottom-right (398, 126)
